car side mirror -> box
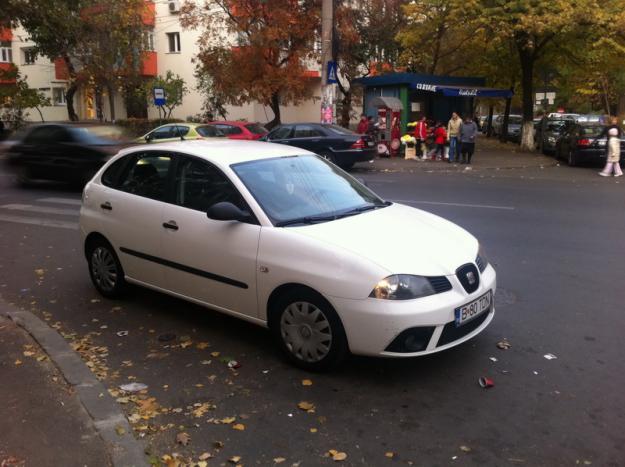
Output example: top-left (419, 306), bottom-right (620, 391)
top-left (144, 134), bottom-right (152, 142)
top-left (207, 202), bottom-right (251, 222)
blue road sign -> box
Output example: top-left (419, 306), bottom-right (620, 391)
top-left (327, 61), bottom-right (338, 84)
top-left (153, 87), bottom-right (166, 106)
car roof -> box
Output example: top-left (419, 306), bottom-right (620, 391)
top-left (119, 139), bottom-right (311, 166)
top-left (207, 121), bottom-right (257, 126)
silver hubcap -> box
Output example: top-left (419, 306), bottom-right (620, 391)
top-left (91, 247), bottom-right (117, 292)
top-left (280, 301), bottom-right (332, 363)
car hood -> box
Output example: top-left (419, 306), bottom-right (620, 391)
top-left (290, 203), bottom-right (478, 276)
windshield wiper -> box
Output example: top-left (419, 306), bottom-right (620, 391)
top-left (338, 201), bottom-right (392, 217)
top-left (275, 215), bottom-right (339, 227)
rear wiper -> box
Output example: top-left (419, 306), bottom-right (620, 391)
top-left (275, 215), bottom-right (338, 227)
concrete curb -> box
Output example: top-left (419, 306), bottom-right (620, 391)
top-left (3, 303), bottom-right (148, 467)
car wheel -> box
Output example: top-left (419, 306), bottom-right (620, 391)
top-left (87, 239), bottom-right (126, 298)
top-left (271, 288), bottom-right (348, 371)
top-left (567, 149), bottom-right (576, 167)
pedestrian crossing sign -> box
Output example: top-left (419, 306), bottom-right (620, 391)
top-left (327, 61), bottom-right (337, 84)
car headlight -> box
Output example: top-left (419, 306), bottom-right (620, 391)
top-left (476, 245), bottom-right (489, 273)
top-left (369, 275), bottom-right (435, 300)
top-left (547, 136), bottom-right (556, 143)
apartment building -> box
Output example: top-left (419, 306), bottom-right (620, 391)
top-left (1, 0), bottom-right (325, 125)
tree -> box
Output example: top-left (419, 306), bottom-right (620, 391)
top-left (477, 0), bottom-right (599, 150)
top-left (181, 0), bottom-right (319, 129)
top-left (147, 71), bottom-right (188, 118)
top-left (0, 67), bottom-right (51, 129)
top-left (334, 0), bottom-right (405, 127)
top-left (195, 69), bottom-right (228, 121)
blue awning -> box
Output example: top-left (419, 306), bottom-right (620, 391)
top-left (420, 84), bottom-right (513, 98)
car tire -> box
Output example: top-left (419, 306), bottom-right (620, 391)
top-left (270, 288), bottom-right (348, 371)
top-left (567, 149), bottom-right (577, 167)
top-left (86, 239), bottom-right (127, 298)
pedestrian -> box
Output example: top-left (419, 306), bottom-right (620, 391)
top-left (433, 122), bottom-right (447, 161)
top-left (357, 114), bottom-right (368, 134)
top-left (366, 116), bottom-right (376, 138)
top-left (447, 111), bottom-right (462, 163)
top-left (459, 115), bottom-right (478, 164)
top-left (598, 117), bottom-right (623, 177)
top-left (413, 116), bottom-right (428, 160)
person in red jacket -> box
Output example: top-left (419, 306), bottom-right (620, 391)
top-left (356, 114), bottom-right (368, 134)
top-left (433, 122), bottom-right (447, 161)
top-left (413, 116), bottom-right (428, 159)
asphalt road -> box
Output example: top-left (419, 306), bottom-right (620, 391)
top-left (0, 161), bottom-right (624, 466)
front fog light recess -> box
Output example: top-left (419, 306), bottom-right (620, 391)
top-left (370, 275), bottom-right (436, 300)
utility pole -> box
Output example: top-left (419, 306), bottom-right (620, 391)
top-left (320, 0), bottom-right (335, 124)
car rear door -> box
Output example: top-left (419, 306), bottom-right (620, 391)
top-left (96, 150), bottom-right (173, 289)
top-left (291, 125), bottom-right (327, 153)
top-left (159, 154), bottom-right (261, 317)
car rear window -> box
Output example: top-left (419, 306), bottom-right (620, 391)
top-left (196, 126), bottom-right (225, 137)
top-left (579, 126), bottom-right (603, 137)
top-left (244, 123), bottom-right (267, 135)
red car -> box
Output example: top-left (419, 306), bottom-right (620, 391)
top-left (205, 121), bottom-right (268, 140)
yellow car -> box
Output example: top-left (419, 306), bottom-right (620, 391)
top-left (136, 123), bottom-right (225, 144)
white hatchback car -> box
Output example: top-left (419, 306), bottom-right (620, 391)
top-left (80, 140), bottom-right (496, 370)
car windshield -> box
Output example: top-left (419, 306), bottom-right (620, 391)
top-left (325, 124), bottom-right (355, 135)
top-left (508, 117), bottom-right (522, 124)
top-left (244, 123), bottom-right (267, 135)
top-left (232, 155), bottom-right (387, 226)
top-left (546, 121), bottom-right (567, 132)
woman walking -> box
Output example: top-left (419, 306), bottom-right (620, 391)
top-left (599, 126), bottom-right (623, 176)
top-left (459, 115), bottom-right (478, 164)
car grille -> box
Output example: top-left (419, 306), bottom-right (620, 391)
top-left (437, 310), bottom-right (490, 347)
top-left (456, 263), bottom-right (480, 294)
top-left (427, 276), bottom-right (452, 294)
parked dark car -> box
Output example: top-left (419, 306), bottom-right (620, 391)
top-left (262, 123), bottom-right (376, 170)
top-left (4, 123), bottom-right (130, 186)
top-left (537, 117), bottom-right (574, 154)
top-left (555, 123), bottom-right (625, 166)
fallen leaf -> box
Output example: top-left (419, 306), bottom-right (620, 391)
top-left (232, 423), bottom-right (245, 431)
top-left (273, 457), bottom-right (286, 464)
top-left (91, 298), bottom-right (100, 303)
top-left (298, 401), bottom-right (315, 413)
top-left (496, 339), bottom-right (511, 350)
top-left (23, 351), bottom-right (35, 357)
top-left (214, 441), bottom-right (224, 449)
top-left (34, 268), bottom-right (45, 276)
top-left (180, 341), bottom-right (193, 349)
top-left (176, 432), bottom-right (190, 446)
top-left (200, 360), bottom-right (212, 365)
top-left (302, 379), bottom-right (313, 386)
top-left (198, 452), bottom-right (212, 461)
top-left (115, 425), bottom-right (126, 436)
top-left (197, 462), bottom-right (208, 467)
top-left (210, 351), bottom-right (220, 357)
top-left (310, 427), bottom-right (318, 433)
top-left (128, 414), bottom-right (142, 423)
top-left (196, 342), bottom-right (210, 350)
top-left (220, 417), bottom-right (236, 424)
top-left (14, 359), bottom-right (22, 366)
top-left (385, 452), bottom-right (395, 458)
top-left (329, 450), bottom-right (347, 461)
top-left (460, 446), bottom-right (471, 453)
top-left (228, 456), bottom-right (241, 464)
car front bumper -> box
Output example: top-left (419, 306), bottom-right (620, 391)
top-left (328, 264), bottom-right (497, 357)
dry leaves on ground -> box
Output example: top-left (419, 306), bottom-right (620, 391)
top-left (328, 450), bottom-right (347, 461)
top-left (297, 401), bottom-right (316, 413)
top-left (176, 432), bottom-right (191, 446)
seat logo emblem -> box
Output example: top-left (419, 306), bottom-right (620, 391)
top-left (466, 271), bottom-right (476, 285)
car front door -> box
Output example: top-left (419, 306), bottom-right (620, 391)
top-left (147, 125), bottom-right (176, 143)
top-left (97, 151), bottom-right (173, 289)
top-left (265, 126), bottom-right (293, 144)
top-left (160, 155), bottom-right (261, 318)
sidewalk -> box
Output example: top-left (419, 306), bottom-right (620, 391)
top-left (0, 304), bottom-right (148, 467)
top-left (353, 136), bottom-right (555, 173)
top-left (0, 314), bottom-right (111, 467)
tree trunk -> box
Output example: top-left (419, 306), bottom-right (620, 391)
top-left (339, 88), bottom-right (352, 128)
top-left (500, 97), bottom-right (512, 143)
top-left (518, 51), bottom-right (535, 151)
top-left (35, 106), bottom-right (44, 122)
top-left (486, 104), bottom-right (494, 137)
top-left (95, 87), bottom-right (104, 122)
top-left (107, 84), bottom-right (116, 122)
top-left (266, 92), bottom-right (281, 130)
top-left (63, 56), bottom-right (79, 122)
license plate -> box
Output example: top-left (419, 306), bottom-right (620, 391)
top-left (455, 291), bottom-right (492, 327)
top-left (367, 141), bottom-right (374, 147)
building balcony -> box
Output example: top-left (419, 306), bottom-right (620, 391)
top-left (0, 63), bottom-right (17, 84)
top-left (54, 58), bottom-right (69, 80)
top-left (142, 1), bottom-right (155, 26)
top-left (141, 51), bottom-right (157, 77)
top-left (0, 28), bottom-right (12, 41)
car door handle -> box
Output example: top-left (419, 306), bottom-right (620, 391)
top-left (100, 202), bottom-right (112, 211)
top-left (162, 221), bottom-right (179, 231)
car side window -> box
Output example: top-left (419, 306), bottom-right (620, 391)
top-left (150, 126), bottom-right (173, 140)
top-left (294, 125), bottom-right (322, 138)
top-left (176, 126), bottom-right (190, 137)
top-left (268, 126), bottom-right (292, 140)
top-left (227, 125), bottom-right (242, 135)
top-left (196, 126), bottom-right (224, 137)
top-left (101, 157), bottom-right (130, 188)
top-left (24, 127), bottom-right (55, 144)
top-left (174, 156), bottom-right (246, 213)
top-left (119, 153), bottom-right (172, 201)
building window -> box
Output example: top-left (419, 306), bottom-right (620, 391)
top-left (0, 42), bottom-right (12, 63)
top-left (52, 88), bottom-right (67, 106)
top-left (166, 32), bottom-right (180, 53)
top-left (145, 31), bottom-right (155, 51)
top-left (22, 47), bottom-right (37, 65)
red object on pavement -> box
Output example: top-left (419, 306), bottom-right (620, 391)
top-left (479, 377), bottom-right (495, 388)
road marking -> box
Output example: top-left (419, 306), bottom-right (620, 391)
top-left (0, 214), bottom-right (77, 229)
top-left (1, 203), bottom-right (79, 216)
top-left (392, 199), bottom-right (515, 211)
top-left (38, 197), bottom-right (82, 206)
